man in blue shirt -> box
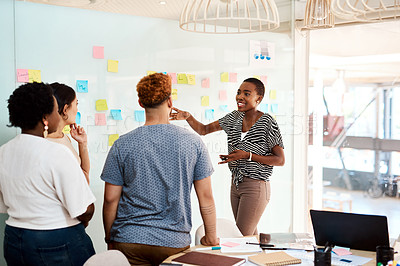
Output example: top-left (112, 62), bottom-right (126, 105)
top-left (101, 73), bottom-right (218, 265)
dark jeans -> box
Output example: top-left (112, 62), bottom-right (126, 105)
top-left (4, 223), bottom-right (95, 266)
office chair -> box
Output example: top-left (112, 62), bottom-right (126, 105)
top-left (194, 218), bottom-right (243, 245)
top-left (83, 250), bottom-right (130, 266)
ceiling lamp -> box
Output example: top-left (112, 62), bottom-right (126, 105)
top-left (179, 0), bottom-right (280, 34)
top-left (303, 0), bottom-right (334, 29)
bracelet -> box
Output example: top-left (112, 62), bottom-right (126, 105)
top-left (248, 152), bottom-right (252, 161)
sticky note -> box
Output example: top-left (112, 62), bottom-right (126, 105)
top-left (108, 134), bottom-right (119, 146)
top-left (168, 73), bottom-right (177, 84)
top-left (229, 72), bottom-right (237, 82)
top-left (62, 125), bottom-right (71, 135)
top-left (201, 78), bottom-right (210, 88)
top-left (134, 110), bottom-right (145, 122)
top-left (76, 80), bottom-right (88, 93)
top-left (271, 103), bottom-right (278, 113)
top-left (260, 104), bottom-right (268, 113)
top-left (177, 73), bottom-right (188, 84)
top-left (107, 60), bottom-right (118, 73)
top-left (269, 89), bottom-right (277, 100)
top-left (96, 99), bottom-right (108, 111)
top-left (220, 105), bottom-right (229, 112)
top-left (95, 113), bottom-right (107, 126)
top-left (333, 248), bottom-right (352, 256)
top-left (110, 109), bottom-right (123, 120)
top-left (17, 69), bottom-right (29, 83)
top-left (76, 112), bottom-right (81, 124)
top-left (93, 46), bottom-right (104, 59)
top-left (220, 72), bottom-right (229, 82)
top-left (28, 69), bottom-right (41, 83)
top-left (172, 89), bottom-right (178, 100)
top-left (187, 74), bottom-right (195, 85)
top-left (219, 90), bottom-right (227, 101)
top-left (201, 96), bottom-right (209, 107)
top-left (205, 109), bottom-right (214, 120)
top-left (254, 75), bottom-right (260, 80)
top-left (221, 242), bottom-right (240, 248)
top-left (147, 71), bottom-right (156, 76)
top-left (260, 75), bottom-right (267, 84)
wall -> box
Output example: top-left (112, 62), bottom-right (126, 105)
top-left (0, 0), bottom-right (295, 258)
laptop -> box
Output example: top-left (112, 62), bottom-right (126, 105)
top-left (310, 209), bottom-right (390, 251)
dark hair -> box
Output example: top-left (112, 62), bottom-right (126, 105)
top-left (50, 82), bottom-right (76, 115)
top-left (243, 78), bottom-right (265, 97)
top-left (7, 82), bottom-right (54, 130)
top-left (137, 73), bottom-right (171, 108)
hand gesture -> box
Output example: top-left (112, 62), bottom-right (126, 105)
top-left (219, 150), bottom-right (249, 164)
top-left (70, 123), bottom-right (87, 144)
top-left (200, 235), bottom-right (220, 246)
top-left (170, 107), bottom-right (191, 121)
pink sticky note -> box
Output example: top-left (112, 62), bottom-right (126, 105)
top-left (95, 113), bottom-right (106, 126)
top-left (93, 46), bottom-right (104, 59)
top-left (222, 242), bottom-right (240, 248)
top-left (219, 90), bottom-right (227, 101)
top-left (229, 73), bottom-right (237, 82)
top-left (201, 78), bottom-right (210, 88)
top-left (333, 248), bottom-right (352, 256)
top-left (261, 75), bottom-right (267, 85)
top-left (168, 73), bottom-right (177, 84)
top-left (17, 69), bottom-right (29, 83)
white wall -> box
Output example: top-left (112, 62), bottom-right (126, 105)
top-left (0, 0), bottom-right (295, 257)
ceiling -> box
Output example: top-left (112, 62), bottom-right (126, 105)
top-left (19, 0), bottom-right (400, 86)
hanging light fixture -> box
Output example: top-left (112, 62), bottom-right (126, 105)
top-left (179, 0), bottom-right (280, 34)
top-left (303, 0), bottom-right (334, 29)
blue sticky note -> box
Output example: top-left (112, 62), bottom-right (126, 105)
top-left (271, 103), bottom-right (278, 113)
top-left (76, 80), bottom-right (88, 93)
top-left (220, 105), bottom-right (229, 112)
top-left (260, 104), bottom-right (268, 113)
top-left (134, 110), bottom-right (145, 122)
top-left (76, 112), bottom-right (81, 124)
top-left (205, 109), bottom-right (214, 120)
top-left (110, 109), bottom-right (123, 120)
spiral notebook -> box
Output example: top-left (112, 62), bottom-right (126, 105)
top-left (248, 251), bottom-right (301, 266)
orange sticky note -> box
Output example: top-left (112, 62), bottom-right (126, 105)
top-left (108, 60), bottom-right (118, 73)
top-left (201, 78), bottom-right (210, 88)
top-left (95, 113), bottom-right (107, 126)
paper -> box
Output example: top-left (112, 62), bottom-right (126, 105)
top-left (333, 248), bottom-right (352, 256)
top-left (147, 71), bottom-right (156, 76)
top-left (93, 46), bottom-right (104, 59)
top-left (221, 242), bottom-right (241, 248)
top-left (220, 105), bottom-right (229, 112)
top-left (76, 112), bottom-right (81, 124)
top-left (205, 109), bottom-right (214, 120)
top-left (168, 73), bottom-right (177, 84)
top-left (96, 99), bottom-right (108, 111)
top-left (134, 110), bottom-right (145, 122)
top-left (107, 60), bottom-right (118, 73)
top-left (172, 89), bottom-right (178, 100)
top-left (95, 113), bottom-right (107, 126)
top-left (110, 109), bottom-right (123, 120)
top-left (220, 237), bottom-right (263, 253)
top-left (201, 96), bottom-right (209, 107)
top-left (28, 69), bottom-right (41, 83)
top-left (229, 72), bottom-right (237, 82)
top-left (108, 134), bottom-right (119, 146)
top-left (271, 103), bottom-right (278, 113)
top-left (250, 40), bottom-right (275, 67)
top-left (220, 72), bottom-right (229, 82)
top-left (62, 125), bottom-right (70, 135)
top-left (187, 74), bottom-right (195, 85)
top-left (76, 80), bottom-right (88, 93)
top-left (177, 73), bottom-right (188, 84)
top-left (261, 75), bottom-right (267, 84)
top-left (269, 89), bottom-right (277, 100)
top-left (17, 69), bottom-right (29, 83)
top-left (219, 90), bottom-right (227, 101)
top-left (260, 104), bottom-right (268, 113)
top-left (201, 78), bottom-right (210, 88)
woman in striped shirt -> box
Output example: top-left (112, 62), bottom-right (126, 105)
top-left (170, 78), bottom-right (285, 235)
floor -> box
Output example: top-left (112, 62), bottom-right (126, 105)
top-left (322, 186), bottom-right (400, 239)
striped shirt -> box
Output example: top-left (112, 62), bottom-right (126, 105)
top-left (219, 110), bottom-right (284, 186)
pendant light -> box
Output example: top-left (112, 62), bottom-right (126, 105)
top-left (303, 0), bottom-right (334, 29)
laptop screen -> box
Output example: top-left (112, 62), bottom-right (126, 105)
top-left (310, 210), bottom-right (389, 251)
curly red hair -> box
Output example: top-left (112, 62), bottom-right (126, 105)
top-left (137, 73), bottom-right (171, 108)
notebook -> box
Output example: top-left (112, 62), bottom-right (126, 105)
top-left (171, 251), bottom-right (245, 266)
top-left (248, 251), bottom-right (302, 265)
top-left (310, 209), bottom-right (390, 251)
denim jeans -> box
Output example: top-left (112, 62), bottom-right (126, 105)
top-left (4, 223), bottom-right (95, 266)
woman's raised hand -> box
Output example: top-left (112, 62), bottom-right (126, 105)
top-left (70, 123), bottom-right (88, 144)
top-left (170, 107), bottom-right (191, 121)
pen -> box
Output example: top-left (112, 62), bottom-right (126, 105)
top-left (195, 247), bottom-right (221, 251)
top-left (246, 242), bottom-right (275, 247)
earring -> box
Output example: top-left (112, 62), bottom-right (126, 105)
top-left (43, 121), bottom-right (49, 138)
top-left (256, 101), bottom-right (260, 104)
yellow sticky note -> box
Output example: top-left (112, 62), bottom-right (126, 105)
top-left (147, 71), bottom-right (156, 76)
top-left (62, 125), bottom-right (71, 135)
top-left (269, 89), bottom-right (277, 100)
top-left (254, 75), bottom-right (261, 80)
top-left (187, 74), bottom-right (195, 85)
top-left (108, 134), bottom-right (119, 146)
top-left (172, 89), bottom-right (178, 100)
top-left (177, 73), bottom-right (188, 84)
top-left (108, 60), bottom-right (118, 73)
top-left (201, 96), bottom-right (209, 107)
top-left (96, 99), bottom-right (108, 111)
top-left (28, 69), bottom-right (41, 83)
top-left (220, 72), bottom-right (229, 82)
